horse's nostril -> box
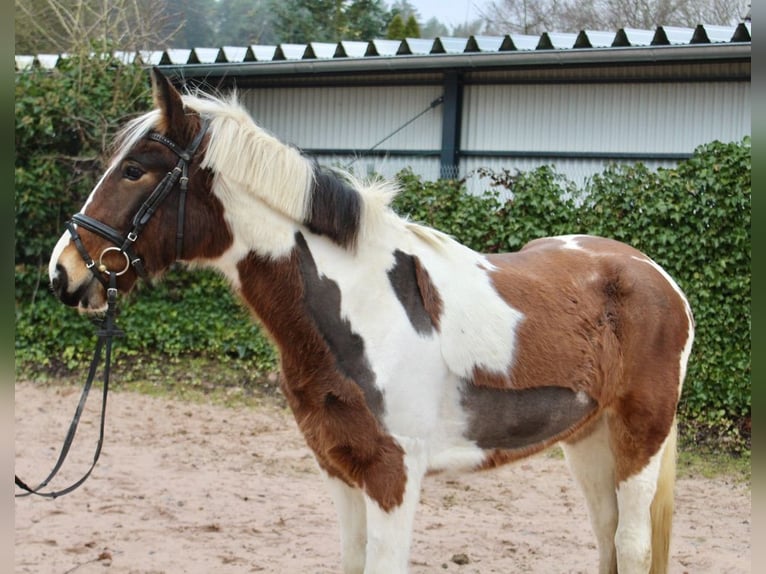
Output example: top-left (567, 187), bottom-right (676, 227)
top-left (52, 264), bottom-right (68, 296)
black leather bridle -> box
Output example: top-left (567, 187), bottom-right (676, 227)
top-left (15, 118), bottom-right (209, 499)
top-left (69, 117), bottom-right (210, 286)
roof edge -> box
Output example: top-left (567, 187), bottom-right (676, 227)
top-left (156, 43), bottom-right (751, 80)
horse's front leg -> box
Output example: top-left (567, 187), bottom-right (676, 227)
top-left (326, 475), bottom-right (367, 574)
top-left (363, 436), bottom-right (428, 574)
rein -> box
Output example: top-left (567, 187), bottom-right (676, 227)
top-left (15, 273), bottom-right (122, 498)
top-left (15, 118), bottom-right (209, 499)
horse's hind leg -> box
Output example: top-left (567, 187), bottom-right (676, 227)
top-left (562, 415), bottom-right (618, 574)
top-left (612, 416), bottom-right (677, 574)
top-left (326, 476), bottom-right (367, 574)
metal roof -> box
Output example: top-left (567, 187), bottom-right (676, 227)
top-left (15, 23), bottom-right (751, 72)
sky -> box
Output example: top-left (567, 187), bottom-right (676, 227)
top-left (408, 0), bottom-right (492, 29)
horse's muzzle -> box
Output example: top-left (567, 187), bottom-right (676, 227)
top-left (51, 264), bottom-right (105, 311)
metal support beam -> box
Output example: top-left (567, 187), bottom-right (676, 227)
top-left (440, 71), bottom-right (462, 179)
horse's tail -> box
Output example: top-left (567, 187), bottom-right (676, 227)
top-left (649, 418), bottom-right (677, 574)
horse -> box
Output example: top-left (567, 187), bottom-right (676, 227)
top-left (49, 68), bottom-right (694, 574)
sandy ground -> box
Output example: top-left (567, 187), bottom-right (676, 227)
top-left (15, 381), bottom-right (750, 573)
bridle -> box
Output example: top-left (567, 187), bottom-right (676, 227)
top-left (69, 117), bottom-right (210, 286)
top-left (15, 117), bottom-right (209, 499)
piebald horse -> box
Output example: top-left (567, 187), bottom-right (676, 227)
top-left (49, 69), bottom-right (694, 574)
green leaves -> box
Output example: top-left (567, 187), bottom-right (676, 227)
top-left (15, 266), bottom-right (279, 378)
top-left (15, 54), bottom-right (151, 267)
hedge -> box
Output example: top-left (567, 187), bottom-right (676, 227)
top-left (15, 58), bottom-right (750, 447)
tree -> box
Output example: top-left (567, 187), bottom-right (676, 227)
top-left (214, 0), bottom-right (279, 45)
top-left (386, 13), bottom-right (406, 39)
top-left (403, 14), bottom-right (421, 37)
top-left (167, 0), bottom-right (217, 48)
top-left (345, 0), bottom-right (390, 40)
top-left (15, 0), bottom-right (179, 54)
top-left (451, 19), bottom-right (486, 37)
top-left (272, 0), bottom-right (389, 43)
top-left (479, 0), bottom-right (751, 35)
top-left (421, 17), bottom-right (450, 38)
top-left (389, 0), bottom-right (419, 21)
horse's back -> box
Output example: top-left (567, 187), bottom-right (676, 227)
top-left (484, 234), bottom-right (692, 405)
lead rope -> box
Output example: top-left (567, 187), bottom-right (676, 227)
top-left (15, 272), bottom-right (123, 498)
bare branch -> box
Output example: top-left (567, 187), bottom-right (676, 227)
top-left (479, 0), bottom-right (750, 35)
top-left (16, 0), bottom-right (181, 54)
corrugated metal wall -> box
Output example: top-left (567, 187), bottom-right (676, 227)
top-left (241, 86), bottom-right (442, 151)
top-left (461, 82), bottom-right (750, 155)
top-left (239, 79), bottom-right (749, 191)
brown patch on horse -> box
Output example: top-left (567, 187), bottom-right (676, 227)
top-left (387, 251), bottom-right (443, 334)
top-left (305, 167), bottom-right (362, 249)
top-left (235, 238), bottom-right (406, 511)
top-left (150, 68), bottom-right (205, 149)
top-left (482, 236), bottom-right (690, 480)
top-left (414, 254), bottom-right (443, 330)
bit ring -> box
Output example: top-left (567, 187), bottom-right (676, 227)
top-left (98, 247), bottom-right (130, 276)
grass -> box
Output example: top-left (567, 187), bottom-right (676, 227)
top-left (546, 441), bottom-right (749, 484)
top-left (677, 444), bottom-right (750, 482)
top-left (18, 354), bottom-right (286, 410)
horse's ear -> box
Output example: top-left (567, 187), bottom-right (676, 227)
top-left (151, 67), bottom-right (187, 142)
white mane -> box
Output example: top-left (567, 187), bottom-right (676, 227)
top-left (180, 94), bottom-right (310, 223)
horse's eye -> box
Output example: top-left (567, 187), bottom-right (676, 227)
top-left (123, 165), bottom-right (144, 181)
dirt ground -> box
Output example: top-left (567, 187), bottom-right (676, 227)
top-left (15, 381), bottom-right (750, 573)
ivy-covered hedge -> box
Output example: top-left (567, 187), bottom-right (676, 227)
top-left (15, 58), bottom-right (750, 448)
top-left (15, 53), bottom-right (151, 267)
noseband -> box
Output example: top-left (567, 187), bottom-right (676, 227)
top-left (68, 117), bottom-right (210, 286)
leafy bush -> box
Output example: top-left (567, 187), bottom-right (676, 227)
top-left (15, 264), bottom-right (278, 377)
top-left (15, 53), bottom-right (151, 266)
top-left (393, 165), bottom-right (584, 253)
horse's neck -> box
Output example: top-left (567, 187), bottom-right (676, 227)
top-left (232, 234), bottom-right (361, 386)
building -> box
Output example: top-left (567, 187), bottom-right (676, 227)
top-left (17, 24), bottom-right (752, 191)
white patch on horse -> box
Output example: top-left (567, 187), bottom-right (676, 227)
top-left (49, 231), bottom-right (72, 281)
top-left (299, 231), bottom-right (502, 467)
top-left (207, 169), bottom-right (300, 258)
top-left (204, 241), bottom-right (252, 290)
top-left (557, 234), bottom-right (589, 250)
top-left (430, 249), bottom-right (524, 379)
top-left (301, 233), bottom-right (444, 435)
top-left (614, 430), bottom-right (672, 572)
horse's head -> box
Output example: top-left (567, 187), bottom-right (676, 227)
top-left (49, 68), bottom-right (232, 311)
